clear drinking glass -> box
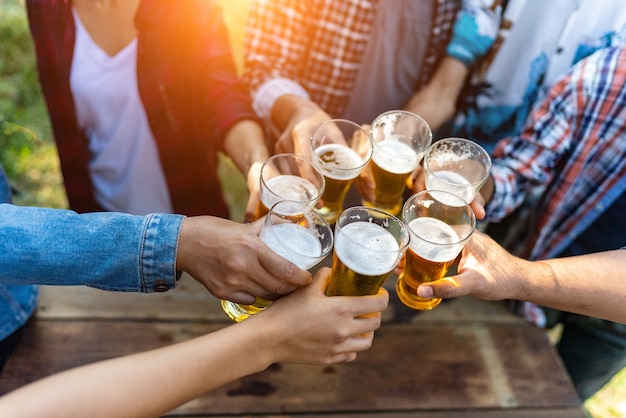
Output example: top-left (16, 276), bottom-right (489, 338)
top-left (362, 110), bottom-right (432, 215)
top-left (325, 206), bottom-right (409, 297)
top-left (424, 137), bottom-right (491, 205)
top-left (396, 190), bottom-right (476, 311)
top-left (310, 119), bottom-right (374, 224)
top-left (222, 200), bottom-right (334, 322)
top-left (252, 153), bottom-right (326, 221)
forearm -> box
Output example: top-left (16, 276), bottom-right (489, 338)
top-left (405, 57), bottom-right (468, 131)
top-left (521, 250), bottom-right (626, 324)
top-left (222, 119), bottom-right (270, 176)
top-left (0, 323), bottom-right (270, 418)
top-left (0, 204), bottom-right (182, 292)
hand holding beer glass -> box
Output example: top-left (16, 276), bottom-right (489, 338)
top-left (396, 190), bottom-right (476, 311)
top-left (222, 200), bottom-right (334, 322)
top-left (326, 206), bottom-right (409, 297)
top-left (253, 153), bottom-right (326, 221)
top-left (310, 119), bottom-right (374, 224)
top-left (362, 110), bottom-right (432, 215)
top-left (424, 137), bottom-right (491, 205)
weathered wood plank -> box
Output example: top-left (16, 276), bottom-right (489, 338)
top-left (172, 411), bottom-right (584, 418)
top-left (0, 321), bottom-right (582, 416)
top-left (36, 275), bottom-right (229, 322)
top-left (36, 273), bottom-right (524, 324)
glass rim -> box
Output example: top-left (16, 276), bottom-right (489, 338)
top-left (370, 110), bottom-right (433, 157)
top-left (424, 137), bottom-right (492, 186)
top-left (335, 205), bottom-right (410, 254)
top-left (310, 119), bottom-right (374, 172)
top-left (265, 200), bottom-right (334, 261)
top-left (402, 190), bottom-right (476, 246)
top-left (260, 153), bottom-right (326, 204)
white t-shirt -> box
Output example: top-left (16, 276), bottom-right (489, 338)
top-left (448, 0), bottom-right (626, 146)
top-left (70, 8), bottom-right (173, 215)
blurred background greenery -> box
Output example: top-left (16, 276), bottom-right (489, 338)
top-left (0, 0), bottom-right (624, 416)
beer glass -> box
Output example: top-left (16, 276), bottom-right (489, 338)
top-left (326, 206), bottom-right (409, 296)
top-left (253, 153), bottom-right (326, 221)
top-left (424, 137), bottom-right (491, 205)
top-left (310, 119), bottom-right (374, 224)
top-left (363, 110), bottom-right (432, 215)
top-left (396, 190), bottom-right (476, 311)
top-left (222, 200), bottom-right (334, 322)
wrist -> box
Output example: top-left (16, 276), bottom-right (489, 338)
top-left (271, 95), bottom-right (322, 133)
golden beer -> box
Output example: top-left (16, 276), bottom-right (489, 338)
top-left (396, 217), bottom-right (465, 310)
top-left (314, 143), bottom-right (365, 224)
top-left (326, 220), bottom-right (401, 296)
top-left (221, 298), bottom-right (271, 322)
top-left (254, 174), bottom-right (322, 221)
top-left (363, 138), bottom-right (422, 215)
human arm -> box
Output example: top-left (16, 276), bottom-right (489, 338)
top-left (0, 204), bottom-right (311, 304)
top-left (0, 268), bottom-right (388, 418)
top-left (405, 57), bottom-right (468, 132)
top-left (243, 0), bottom-right (339, 157)
top-left (221, 119), bottom-right (270, 223)
top-left (417, 231), bottom-right (626, 324)
top-left (405, 0), bottom-right (501, 131)
top-left (0, 204), bottom-right (182, 292)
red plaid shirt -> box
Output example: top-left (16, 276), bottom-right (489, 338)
top-left (26, 0), bottom-right (259, 217)
top-left (244, 0), bottom-right (461, 118)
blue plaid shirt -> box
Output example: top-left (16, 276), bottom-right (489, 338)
top-left (486, 46), bottom-right (626, 261)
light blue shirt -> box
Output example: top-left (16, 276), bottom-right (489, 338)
top-left (0, 164), bottom-right (184, 341)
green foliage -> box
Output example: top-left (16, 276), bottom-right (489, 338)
top-left (0, 0), bottom-right (66, 208)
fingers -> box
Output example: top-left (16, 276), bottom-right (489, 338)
top-left (408, 165), bottom-right (426, 193)
top-left (355, 164), bottom-right (375, 203)
top-left (224, 291), bottom-right (257, 306)
top-left (244, 163), bottom-right (263, 223)
top-left (470, 193), bottom-right (487, 220)
top-left (244, 195), bottom-right (259, 224)
top-left (417, 276), bottom-right (466, 299)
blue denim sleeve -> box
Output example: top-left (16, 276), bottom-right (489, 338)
top-left (0, 204), bottom-right (184, 293)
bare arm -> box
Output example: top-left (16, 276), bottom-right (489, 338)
top-left (0, 268), bottom-right (388, 418)
top-left (417, 231), bottom-right (626, 324)
top-left (221, 119), bottom-right (271, 223)
top-left (405, 57), bottom-right (468, 132)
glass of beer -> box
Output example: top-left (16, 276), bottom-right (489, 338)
top-left (362, 110), bottom-right (432, 215)
top-left (222, 200), bottom-right (334, 322)
top-left (424, 137), bottom-right (491, 205)
top-left (253, 153), bottom-right (326, 221)
top-left (310, 119), bottom-right (374, 224)
top-left (396, 190), bottom-right (476, 311)
top-left (326, 206), bottom-right (409, 296)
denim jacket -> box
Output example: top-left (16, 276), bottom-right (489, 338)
top-left (0, 164), bottom-right (184, 341)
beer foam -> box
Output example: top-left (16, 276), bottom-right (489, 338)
top-left (408, 217), bottom-right (464, 262)
top-left (262, 175), bottom-right (319, 208)
top-left (425, 170), bottom-right (474, 205)
top-left (372, 137), bottom-right (421, 174)
top-left (335, 221), bottom-right (400, 275)
top-left (314, 143), bottom-right (365, 180)
top-left (261, 223), bottom-right (324, 270)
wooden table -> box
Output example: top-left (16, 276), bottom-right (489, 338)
top-left (0, 275), bottom-right (585, 417)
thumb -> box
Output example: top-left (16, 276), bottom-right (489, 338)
top-left (417, 276), bottom-right (463, 299)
